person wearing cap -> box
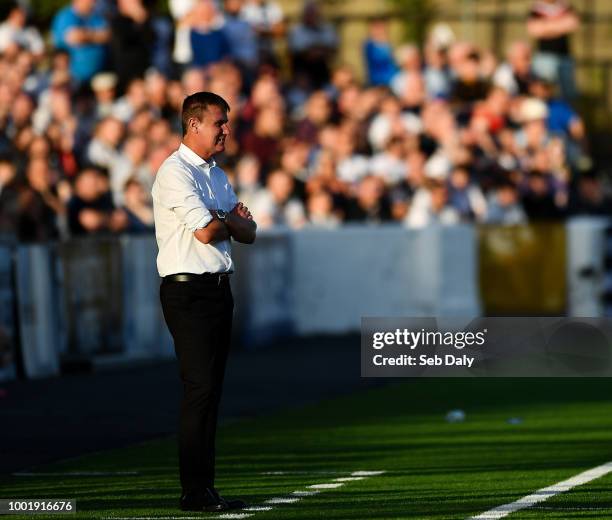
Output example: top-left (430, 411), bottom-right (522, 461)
top-left (515, 97), bottom-right (551, 151)
top-left (91, 72), bottom-right (118, 120)
top-left (152, 91), bottom-right (256, 512)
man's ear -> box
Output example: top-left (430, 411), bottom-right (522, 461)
top-left (189, 117), bottom-right (199, 134)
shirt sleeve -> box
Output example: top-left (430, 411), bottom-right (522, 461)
top-left (51, 10), bottom-right (72, 49)
top-left (155, 165), bottom-right (213, 232)
top-left (227, 179), bottom-right (239, 211)
top-left (90, 13), bottom-right (109, 30)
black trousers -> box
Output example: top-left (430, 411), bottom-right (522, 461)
top-left (160, 276), bottom-right (234, 494)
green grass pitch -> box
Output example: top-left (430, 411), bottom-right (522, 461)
top-left (2, 378), bottom-right (612, 519)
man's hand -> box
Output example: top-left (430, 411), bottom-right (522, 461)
top-left (194, 211), bottom-right (231, 244)
top-left (65, 28), bottom-right (89, 45)
top-left (231, 202), bottom-right (253, 220)
top-left (227, 203), bottom-right (257, 244)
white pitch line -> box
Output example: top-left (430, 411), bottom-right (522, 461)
top-left (470, 461), bottom-right (612, 519)
top-left (291, 490), bottom-right (320, 497)
top-left (106, 469), bottom-right (385, 520)
top-left (309, 482), bottom-right (344, 489)
top-left (265, 497), bottom-right (301, 504)
top-left (260, 470), bottom-right (342, 475)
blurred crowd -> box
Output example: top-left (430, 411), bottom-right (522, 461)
top-left (0, 0), bottom-right (609, 242)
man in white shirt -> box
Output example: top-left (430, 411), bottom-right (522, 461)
top-left (152, 91), bottom-right (256, 512)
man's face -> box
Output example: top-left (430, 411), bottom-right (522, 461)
top-left (195, 105), bottom-right (230, 156)
top-left (73, 0), bottom-right (96, 16)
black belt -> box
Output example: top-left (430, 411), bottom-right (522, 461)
top-left (163, 272), bottom-right (231, 283)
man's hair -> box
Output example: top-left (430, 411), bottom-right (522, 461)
top-left (181, 92), bottom-right (230, 135)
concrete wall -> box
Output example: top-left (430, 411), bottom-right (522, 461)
top-left (7, 219), bottom-right (609, 378)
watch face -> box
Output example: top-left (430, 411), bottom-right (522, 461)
top-left (217, 209), bottom-right (227, 220)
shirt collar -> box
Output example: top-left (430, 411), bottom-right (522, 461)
top-left (178, 143), bottom-right (216, 169)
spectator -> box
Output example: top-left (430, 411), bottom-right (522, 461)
top-left (0, 158), bottom-right (21, 236)
top-left (0, 158), bottom-right (63, 241)
top-left (27, 135), bottom-right (52, 163)
top-left (363, 17), bottom-right (397, 87)
top-left (51, 0), bottom-right (110, 85)
top-left (527, 0), bottom-right (579, 100)
top-left (149, 5), bottom-right (174, 77)
top-left (144, 69), bottom-right (172, 119)
top-left (368, 95), bottom-right (422, 152)
top-left (240, 0), bottom-right (285, 67)
top-left (251, 169), bottom-right (306, 228)
top-left (240, 106), bottom-right (284, 173)
top-left (423, 42), bottom-right (451, 99)
top-left (188, 0), bottom-right (231, 67)
top-left (148, 119), bottom-right (174, 149)
top-left (90, 72), bottom-right (118, 120)
top-left (401, 150), bottom-right (427, 196)
top-left (493, 41), bottom-right (534, 96)
top-left (447, 166), bottom-right (487, 221)
top-left (67, 168), bottom-right (126, 235)
top-left (345, 175), bottom-right (391, 223)
top-left (306, 148), bottom-right (347, 201)
top-left (112, 78), bottom-right (149, 123)
top-left (398, 72), bottom-right (427, 112)
top-left (391, 44), bottom-right (422, 98)
top-left (6, 92), bottom-right (34, 141)
top-left (369, 136), bottom-right (407, 186)
top-left (235, 154), bottom-right (264, 210)
top-left (294, 90), bottom-right (331, 145)
top-left (222, 0), bottom-right (258, 81)
top-left (450, 49), bottom-right (490, 119)
top-left (110, 134), bottom-right (151, 205)
top-left (335, 125), bottom-right (370, 185)
top-left (25, 158), bottom-right (65, 239)
top-left (288, 1), bottom-right (338, 91)
top-left (306, 189), bottom-right (340, 228)
top-left (326, 63), bottom-right (357, 101)
top-left (87, 117), bottom-right (124, 170)
top-left (529, 77), bottom-right (582, 139)
top-left (169, 0), bottom-right (197, 68)
top-left (469, 86), bottom-right (511, 154)
top-left (515, 97), bottom-right (551, 163)
top-left (568, 172), bottom-right (612, 216)
top-left (406, 179), bottom-right (459, 228)
top-left (121, 177), bottom-right (154, 233)
top-left (486, 178), bottom-right (528, 224)
top-left (0, 2), bottom-right (44, 57)
top-left (0, 2), bottom-right (598, 239)
top-left (29, 49), bottom-right (71, 104)
top-left (522, 170), bottom-right (564, 219)
top-left (279, 140), bottom-right (310, 184)
top-left (0, 157), bottom-right (16, 195)
top-left (109, 0), bottom-right (154, 94)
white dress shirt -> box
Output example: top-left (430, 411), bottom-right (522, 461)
top-left (152, 143), bottom-right (238, 276)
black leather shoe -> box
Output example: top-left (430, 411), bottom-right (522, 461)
top-left (180, 488), bottom-right (229, 512)
top-left (211, 488), bottom-right (248, 510)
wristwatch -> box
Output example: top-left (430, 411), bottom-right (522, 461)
top-left (216, 209), bottom-right (227, 222)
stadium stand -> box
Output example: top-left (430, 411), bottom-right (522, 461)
top-left (0, 0), bottom-right (607, 242)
